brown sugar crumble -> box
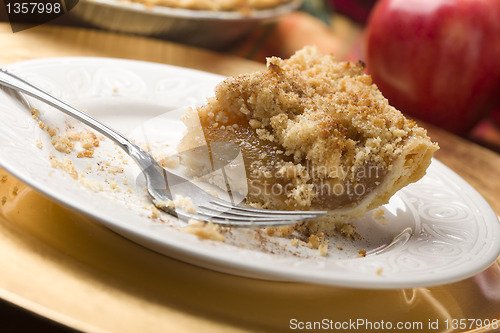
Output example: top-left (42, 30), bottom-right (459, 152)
top-left (181, 220), bottom-right (226, 242)
top-left (49, 156), bottom-right (78, 179)
top-left (32, 107), bottom-right (103, 158)
top-left (357, 249), bottom-right (367, 257)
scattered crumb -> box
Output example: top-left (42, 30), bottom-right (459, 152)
top-left (376, 268), bottom-right (383, 275)
top-left (373, 208), bottom-right (384, 218)
top-left (337, 245), bottom-right (343, 250)
top-left (107, 166), bottom-right (124, 175)
top-left (340, 223), bottom-right (362, 239)
top-left (1, 196), bottom-right (6, 206)
top-left (266, 225), bottom-right (295, 237)
top-left (79, 177), bottom-right (103, 192)
top-left (30, 107), bottom-right (40, 117)
top-left (267, 227), bottom-right (330, 256)
top-left (1, 175), bottom-right (8, 183)
top-left (357, 249), bottom-right (367, 257)
top-left (51, 136), bottom-right (74, 153)
top-left (373, 208), bottom-right (387, 225)
top-left (77, 150), bottom-right (95, 158)
top-left (173, 195), bottom-right (197, 214)
top-left (153, 199), bottom-right (174, 210)
top-left (318, 240), bottom-right (329, 256)
top-left (49, 156), bottom-right (78, 179)
top-left (37, 119), bottom-right (56, 137)
top-left (151, 205), bottom-right (162, 219)
top-left (306, 233), bottom-right (329, 256)
top-left (307, 233), bottom-right (323, 249)
top-left (32, 107), bottom-right (103, 156)
top-left (12, 186), bottom-right (18, 196)
top-left (181, 220), bottom-right (225, 242)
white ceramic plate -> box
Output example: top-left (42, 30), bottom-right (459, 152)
top-left (1, 57), bottom-right (499, 289)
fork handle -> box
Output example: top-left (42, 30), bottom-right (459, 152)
top-left (0, 68), bottom-right (167, 187)
top-left (0, 68), bottom-right (137, 154)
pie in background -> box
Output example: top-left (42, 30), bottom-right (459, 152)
top-left (178, 46), bottom-right (439, 235)
top-left (127, 0), bottom-right (292, 12)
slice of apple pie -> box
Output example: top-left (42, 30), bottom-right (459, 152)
top-left (178, 46), bottom-right (438, 233)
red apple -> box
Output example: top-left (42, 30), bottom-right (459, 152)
top-left (364, 0), bottom-right (500, 135)
top-left (489, 107), bottom-right (500, 128)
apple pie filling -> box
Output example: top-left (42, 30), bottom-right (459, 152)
top-left (190, 107), bottom-right (389, 211)
top-left (178, 46), bottom-right (438, 229)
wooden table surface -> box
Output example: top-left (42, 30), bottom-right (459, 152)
top-left (0, 23), bottom-right (499, 332)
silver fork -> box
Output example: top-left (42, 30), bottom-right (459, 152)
top-left (0, 68), bottom-right (327, 227)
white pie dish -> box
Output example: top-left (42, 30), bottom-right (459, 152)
top-left (63, 0), bottom-right (302, 50)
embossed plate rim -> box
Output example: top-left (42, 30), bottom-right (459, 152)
top-left (0, 57), bottom-right (499, 289)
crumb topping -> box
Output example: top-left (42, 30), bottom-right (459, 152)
top-left (212, 46), bottom-right (430, 176)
